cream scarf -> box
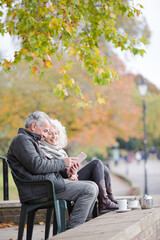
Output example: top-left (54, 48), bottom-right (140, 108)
top-left (39, 140), bottom-right (68, 159)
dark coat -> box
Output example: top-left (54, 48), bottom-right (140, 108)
top-left (7, 128), bottom-right (68, 203)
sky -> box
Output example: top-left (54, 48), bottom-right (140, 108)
top-left (115, 0), bottom-right (160, 89)
top-left (0, 0), bottom-right (160, 89)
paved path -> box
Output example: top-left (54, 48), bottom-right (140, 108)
top-left (110, 173), bottom-right (131, 196)
top-left (110, 157), bottom-right (160, 195)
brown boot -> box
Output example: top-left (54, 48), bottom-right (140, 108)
top-left (107, 186), bottom-right (118, 204)
top-left (97, 180), bottom-right (118, 214)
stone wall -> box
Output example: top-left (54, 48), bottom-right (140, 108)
top-left (0, 200), bottom-right (49, 224)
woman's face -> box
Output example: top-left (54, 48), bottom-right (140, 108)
top-left (45, 125), bottom-right (59, 146)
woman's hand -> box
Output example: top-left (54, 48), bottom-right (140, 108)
top-left (68, 174), bottom-right (79, 181)
top-left (64, 157), bottom-right (77, 168)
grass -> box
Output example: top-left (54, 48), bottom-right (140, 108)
top-left (0, 161), bottom-right (19, 200)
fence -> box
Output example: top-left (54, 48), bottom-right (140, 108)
top-left (0, 156), bottom-right (9, 200)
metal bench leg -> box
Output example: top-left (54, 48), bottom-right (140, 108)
top-left (45, 207), bottom-right (53, 240)
top-left (27, 210), bottom-right (36, 240)
top-left (18, 204), bottom-right (27, 240)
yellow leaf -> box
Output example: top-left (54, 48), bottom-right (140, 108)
top-left (97, 97), bottom-right (105, 104)
top-left (66, 24), bottom-right (72, 35)
top-left (29, 32), bottom-right (34, 36)
top-left (52, 17), bottom-right (58, 24)
top-left (94, 47), bottom-right (100, 56)
top-left (19, 48), bottom-right (28, 54)
top-left (2, 61), bottom-right (12, 69)
top-left (68, 47), bottom-right (76, 56)
top-left (44, 60), bottom-right (52, 68)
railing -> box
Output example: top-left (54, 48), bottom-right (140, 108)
top-left (0, 156), bottom-right (9, 200)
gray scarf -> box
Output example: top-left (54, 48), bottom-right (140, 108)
top-left (39, 140), bottom-right (68, 160)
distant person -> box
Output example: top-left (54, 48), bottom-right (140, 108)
top-left (135, 151), bottom-right (142, 163)
top-left (7, 111), bottom-right (98, 229)
top-left (40, 118), bottom-right (118, 214)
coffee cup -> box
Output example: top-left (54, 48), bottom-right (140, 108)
top-left (117, 199), bottom-right (128, 211)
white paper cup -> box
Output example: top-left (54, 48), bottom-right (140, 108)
top-left (117, 199), bottom-right (128, 211)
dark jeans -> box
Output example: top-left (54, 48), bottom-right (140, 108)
top-left (78, 159), bottom-right (111, 188)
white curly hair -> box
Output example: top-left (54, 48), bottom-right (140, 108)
top-left (50, 119), bottom-right (68, 148)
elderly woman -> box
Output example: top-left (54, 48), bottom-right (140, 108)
top-left (40, 119), bottom-right (118, 214)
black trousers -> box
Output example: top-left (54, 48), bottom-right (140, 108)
top-left (78, 159), bottom-right (111, 188)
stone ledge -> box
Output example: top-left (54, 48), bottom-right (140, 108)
top-left (49, 195), bottom-right (160, 240)
top-left (0, 200), bottom-right (21, 208)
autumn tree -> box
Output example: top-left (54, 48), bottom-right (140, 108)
top-left (0, 0), bottom-right (147, 103)
top-left (0, 56), bottom-right (143, 156)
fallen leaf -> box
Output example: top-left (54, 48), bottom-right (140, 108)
top-left (39, 221), bottom-right (45, 225)
top-left (0, 222), bottom-right (14, 228)
top-left (8, 222), bottom-right (14, 226)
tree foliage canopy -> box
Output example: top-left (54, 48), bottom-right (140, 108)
top-left (0, 56), bottom-right (142, 155)
top-left (0, 0), bottom-right (146, 103)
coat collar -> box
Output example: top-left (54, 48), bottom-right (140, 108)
top-left (18, 128), bottom-right (41, 142)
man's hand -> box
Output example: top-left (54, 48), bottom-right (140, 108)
top-left (67, 163), bottom-right (79, 176)
top-left (64, 157), bottom-right (77, 168)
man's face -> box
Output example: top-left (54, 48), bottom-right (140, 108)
top-left (30, 119), bottom-right (50, 140)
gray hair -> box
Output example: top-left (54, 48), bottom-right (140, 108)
top-left (25, 111), bottom-right (50, 128)
top-left (50, 119), bottom-right (68, 148)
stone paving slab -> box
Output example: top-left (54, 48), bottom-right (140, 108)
top-left (0, 224), bottom-right (46, 240)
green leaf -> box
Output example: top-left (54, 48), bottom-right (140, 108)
top-left (139, 37), bottom-right (149, 45)
top-left (76, 101), bottom-right (86, 109)
top-left (139, 49), bottom-right (146, 57)
top-left (132, 48), bottom-right (139, 55)
top-left (25, 56), bottom-right (33, 62)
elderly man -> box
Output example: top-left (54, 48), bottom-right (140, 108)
top-left (7, 111), bottom-right (98, 229)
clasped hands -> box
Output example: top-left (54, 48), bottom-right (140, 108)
top-left (64, 157), bottom-right (79, 181)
